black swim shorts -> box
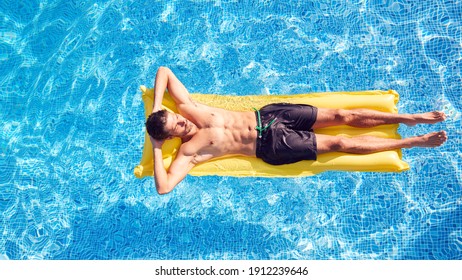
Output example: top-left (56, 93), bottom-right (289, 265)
top-left (255, 103), bottom-right (318, 165)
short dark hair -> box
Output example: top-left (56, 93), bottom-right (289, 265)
top-left (145, 109), bottom-right (170, 140)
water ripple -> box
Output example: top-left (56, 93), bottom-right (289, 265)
top-left (1, 0), bottom-right (461, 260)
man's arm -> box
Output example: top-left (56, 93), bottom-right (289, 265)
top-left (150, 67), bottom-right (197, 194)
top-left (152, 66), bottom-right (192, 113)
top-left (151, 137), bottom-right (196, 195)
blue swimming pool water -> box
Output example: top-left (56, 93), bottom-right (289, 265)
top-left (0, 0), bottom-right (461, 260)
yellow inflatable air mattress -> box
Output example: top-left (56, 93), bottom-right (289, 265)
top-left (134, 86), bottom-right (409, 178)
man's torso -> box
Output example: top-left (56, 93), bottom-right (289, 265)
top-left (178, 102), bottom-right (258, 163)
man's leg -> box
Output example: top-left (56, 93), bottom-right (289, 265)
top-left (316, 131), bottom-right (447, 154)
top-left (313, 108), bottom-right (446, 129)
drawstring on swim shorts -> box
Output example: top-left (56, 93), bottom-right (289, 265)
top-left (253, 107), bottom-right (276, 138)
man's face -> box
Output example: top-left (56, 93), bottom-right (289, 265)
top-left (164, 112), bottom-right (193, 138)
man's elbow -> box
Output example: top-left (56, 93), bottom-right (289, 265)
top-left (157, 188), bottom-right (171, 195)
top-left (156, 184), bottom-right (173, 195)
top-left (157, 66), bottom-right (171, 75)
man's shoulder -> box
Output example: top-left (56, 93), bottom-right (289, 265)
top-left (178, 100), bottom-right (213, 111)
top-left (178, 136), bottom-right (204, 155)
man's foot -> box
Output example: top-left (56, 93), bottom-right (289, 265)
top-left (413, 131), bottom-right (448, 147)
top-left (406, 111), bottom-right (446, 126)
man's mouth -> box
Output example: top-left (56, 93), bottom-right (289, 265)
top-left (184, 120), bottom-right (190, 134)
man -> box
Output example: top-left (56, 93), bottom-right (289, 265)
top-left (146, 67), bottom-right (447, 194)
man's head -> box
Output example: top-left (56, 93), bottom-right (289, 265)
top-left (145, 110), bottom-right (170, 140)
top-left (145, 109), bottom-right (195, 140)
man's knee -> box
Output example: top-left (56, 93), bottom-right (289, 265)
top-left (324, 136), bottom-right (347, 152)
top-left (333, 137), bottom-right (348, 151)
top-left (334, 109), bottom-right (349, 123)
top-left (316, 134), bottom-right (351, 153)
